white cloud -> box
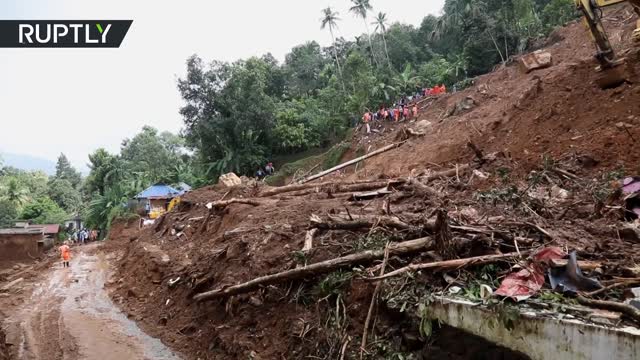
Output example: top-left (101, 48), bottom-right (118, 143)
top-left (0, 0), bottom-right (445, 171)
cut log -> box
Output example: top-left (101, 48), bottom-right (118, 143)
top-left (550, 259), bottom-right (601, 271)
top-left (193, 236), bottom-right (433, 301)
top-left (418, 164), bottom-right (470, 182)
top-left (405, 178), bottom-right (441, 198)
top-left (311, 215), bottom-right (417, 232)
top-left (367, 251), bottom-right (530, 281)
top-left (349, 188), bottom-right (393, 201)
top-left (259, 178), bottom-right (403, 197)
top-left (206, 198), bottom-right (263, 209)
top-left (300, 142), bottom-right (405, 184)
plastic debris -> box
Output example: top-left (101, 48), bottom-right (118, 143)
top-left (495, 247), bottom-right (565, 301)
top-left (549, 251), bottom-right (602, 294)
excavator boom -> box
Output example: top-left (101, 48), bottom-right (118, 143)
top-left (575, 0), bottom-right (640, 87)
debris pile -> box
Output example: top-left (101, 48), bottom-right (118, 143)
top-left (104, 8), bottom-right (640, 360)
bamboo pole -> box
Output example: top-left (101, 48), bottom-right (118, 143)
top-left (300, 142), bottom-right (405, 184)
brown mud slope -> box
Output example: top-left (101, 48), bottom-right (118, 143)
top-left (107, 7), bottom-right (640, 360)
top-left (0, 331), bottom-right (7, 360)
top-left (353, 7), bottom-right (640, 180)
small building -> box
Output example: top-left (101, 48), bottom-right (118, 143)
top-left (64, 215), bottom-right (83, 231)
top-left (27, 224), bottom-right (60, 250)
top-left (135, 184), bottom-right (182, 218)
top-left (0, 228), bottom-right (45, 261)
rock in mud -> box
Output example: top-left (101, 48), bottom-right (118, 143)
top-left (218, 173), bottom-right (242, 187)
top-left (519, 50), bottom-right (552, 73)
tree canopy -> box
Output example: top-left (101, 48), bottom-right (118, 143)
top-left (176, 0), bottom-right (577, 182)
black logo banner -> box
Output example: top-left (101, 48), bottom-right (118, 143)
top-left (0, 20), bottom-right (133, 48)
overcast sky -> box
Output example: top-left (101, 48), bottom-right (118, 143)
top-left (0, 0), bottom-right (445, 171)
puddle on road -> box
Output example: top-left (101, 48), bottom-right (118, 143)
top-left (7, 246), bottom-right (181, 360)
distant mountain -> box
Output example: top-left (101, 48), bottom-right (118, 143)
top-left (0, 152), bottom-right (56, 175)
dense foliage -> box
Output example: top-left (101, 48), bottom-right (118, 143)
top-left (178, 0), bottom-right (577, 180)
top-left (83, 126), bottom-right (200, 232)
top-left (3, 0), bottom-right (579, 235)
top-left (0, 154), bottom-right (82, 229)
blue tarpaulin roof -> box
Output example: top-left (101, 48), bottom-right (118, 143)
top-left (135, 184), bottom-right (182, 199)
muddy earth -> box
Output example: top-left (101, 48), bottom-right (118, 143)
top-left (2, 245), bottom-right (181, 360)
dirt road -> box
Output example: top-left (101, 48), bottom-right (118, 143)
top-left (3, 245), bottom-right (181, 360)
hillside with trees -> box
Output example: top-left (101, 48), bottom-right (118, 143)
top-left (177, 0), bottom-right (577, 180)
top-left (2, 0), bottom-right (579, 236)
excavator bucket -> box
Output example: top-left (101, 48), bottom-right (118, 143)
top-left (595, 63), bottom-right (630, 89)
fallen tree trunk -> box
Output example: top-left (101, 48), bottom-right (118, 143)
top-left (206, 198), bottom-right (264, 209)
top-left (300, 142), bottom-right (405, 184)
top-left (367, 251), bottom-right (530, 281)
top-left (193, 236), bottom-right (433, 302)
top-left (259, 178), bottom-right (402, 197)
top-left (268, 179), bottom-right (406, 198)
top-left (311, 215), bottom-right (420, 232)
top-left (349, 188), bottom-right (393, 201)
top-left (418, 164), bottom-right (470, 182)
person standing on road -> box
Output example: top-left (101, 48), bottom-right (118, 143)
top-left (59, 241), bottom-right (72, 268)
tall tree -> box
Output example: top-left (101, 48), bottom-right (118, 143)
top-left (321, 7), bottom-right (346, 92)
top-left (373, 12), bottom-right (392, 69)
top-left (120, 126), bottom-right (185, 183)
top-left (349, 0), bottom-right (379, 67)
top-left (48, 178), bottom-right (82, 214)
top-left (54, 153), bottom-right (82, 188)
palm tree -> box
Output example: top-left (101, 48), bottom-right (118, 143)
top-left (321, 7), bottom-right (346, 92)
top-left (371, 81), bottom-right (396, 102)
top-left (393, 64), bottom-right (422, 94)
top-left (448, 52), bottom-right (469, 81)
top-left (3, 178), bottom-right (28, 206)
top-left (349, 0), bottom-right (379, 67)
top-left (372, 12), bottom-right (392, 69)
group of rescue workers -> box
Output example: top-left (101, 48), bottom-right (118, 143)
top-left (361, 84), bottom-right (448, 134)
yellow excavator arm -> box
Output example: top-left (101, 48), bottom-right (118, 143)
top-left (575, 0), bottom-right (640, 86)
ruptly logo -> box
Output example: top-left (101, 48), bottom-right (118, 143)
top-left (0, 20), bottom-right (133, 48)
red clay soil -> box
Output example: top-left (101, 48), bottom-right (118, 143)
top-left (104, 7), bottom-right (640, 360)
top-left (346, 8), bottom-right (640, 181)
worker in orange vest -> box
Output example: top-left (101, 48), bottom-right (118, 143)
top-left (412, 103), bottom-right (418, 119)
top-left (362, 111), bottom-right (371, 133)
top-left (59, 241), bottom-right (72, 268)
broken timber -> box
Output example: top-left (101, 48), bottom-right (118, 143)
top-left (300, 142), bottom-right (405, 184)
top-left (193, 236), bottom-right (433, 302)
top-left (367, 251), bottom-right (530, 281)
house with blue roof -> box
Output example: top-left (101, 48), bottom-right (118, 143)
top-left (135, 184), bottom-right (187, 218)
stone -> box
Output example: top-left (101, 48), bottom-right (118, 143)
top-left (618, 224), bottom-right (640, 243)
top-left (414, 120), bottom-right (432, 132)
top-left (519, 50), bottom-right (553, 73)
top-left (218, 172), bottom-right (242, 187)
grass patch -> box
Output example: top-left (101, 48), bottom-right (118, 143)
top-left (266, 141), bottom-right (352, 186)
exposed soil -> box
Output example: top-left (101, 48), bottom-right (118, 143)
top-left (2, 6), bottom-right (639, 360)
top-left (100, 6), bottom-right (640, 360)
top-left (1, 244), bottom-right (180, 360)
top-left (346, 8), bottom-right (640, 181)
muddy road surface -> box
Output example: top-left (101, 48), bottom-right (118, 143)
top-left (3, 245), bottom-right (181, 360)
